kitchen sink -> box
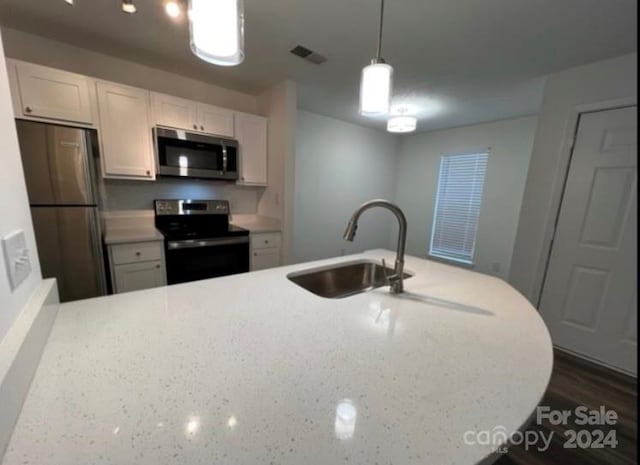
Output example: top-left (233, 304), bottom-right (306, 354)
top-left (287, 259), bottom-right (413, 299)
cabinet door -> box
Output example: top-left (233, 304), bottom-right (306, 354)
top-left (152, 92), bottom-right (198, 131)
top-left (15, 62), bottom-right (93, 124)
top-left (236, 112), bottom-right (267, 185)
top-left (113, 260), bottom-right (165, 293)
top-left (97, 82), bottom-right (155, 179)
top-left (197, 103), bottom-right (234, 137)
top-left (251, 247), bottom-right (280, 271)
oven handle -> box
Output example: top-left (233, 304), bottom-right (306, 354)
top-left (168, 236), bottom-right (250, 250)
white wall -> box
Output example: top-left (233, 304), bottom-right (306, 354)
top-left (509, 53), bottom-right (638, 304)
top-left (293, 111), bottom-right (398, 263)
top-left (0, 31), bottom-right (42, 344)
top-left (395, 116), bottom-right (538, 278)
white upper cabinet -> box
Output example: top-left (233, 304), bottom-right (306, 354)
top-left (96, 81), bottom-right (155, 180)
top-left (12, 61), bottom-right (94, 125)
top-left (197, 103), bottom-right (234, 137)
top-left (152, 92), bottom-right (198, 131)
top-left (151, 92), bottom-right (234, 137)
top-left (235, 112), bottom-right (267, 186)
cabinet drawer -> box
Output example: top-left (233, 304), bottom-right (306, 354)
top-left (251, 233), bottom-right (281, 250)
top-left (251, 247), bottom-right (280, 271)
top-left (110, 241), bottom-right (163, 265)
top-left (113, 260), bottom-right (165, 293)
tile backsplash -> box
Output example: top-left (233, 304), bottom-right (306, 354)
top-left (99, 177), bottom-right (262, 214)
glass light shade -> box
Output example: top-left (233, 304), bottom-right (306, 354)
top-left (121, 0), bottom-right (136, 13)
top-left (165, 1), bottom-right (182, 18)
top-left (359, 62), bottom-right (393, 116)
top-left (387, 116), bottom-right (417, 133)
top-left (189, 0), bottom-right (245, 66)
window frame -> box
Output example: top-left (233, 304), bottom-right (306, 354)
top-left (428, 150), bottom-right (490, 266)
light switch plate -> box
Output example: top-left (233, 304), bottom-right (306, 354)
top-left (2, 230), bottom-right (32, 291)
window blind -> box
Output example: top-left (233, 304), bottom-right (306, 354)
top-left (429, 152), bottom-right (489, 264)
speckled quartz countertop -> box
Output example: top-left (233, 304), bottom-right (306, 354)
top-left (1, 250), bottom-right (552, 465)
top-left (230, 214), bottom-right (281, 233)
top-left (103, 226), bottom-right (164, 244)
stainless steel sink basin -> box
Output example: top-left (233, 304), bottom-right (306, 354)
top-left (287, 259), bottom-right (412, 298)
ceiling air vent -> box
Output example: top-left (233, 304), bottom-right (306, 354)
top-left (290, 45), bottom-right (327, 65)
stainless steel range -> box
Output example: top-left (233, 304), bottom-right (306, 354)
top-left (154, 199), bottom-right (250, 284)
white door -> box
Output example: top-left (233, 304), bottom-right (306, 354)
top-left (539, 106), bottom-right (637, 374)
top-left (197, 103), bottom-right (234, 137)
top-left (114, 261), bottom-right (164, 293)
top-left (15, 62), bottom-right (93, 124)
top-left (97, 82), bottom-right (155, 179)
top-left (151, 92), bottom-right (198, 131)
top-left (236, 112), bottom-right (268, 185)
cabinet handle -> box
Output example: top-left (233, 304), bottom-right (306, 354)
top-left (146, 170), bottom-right (151, 176)
top-left (25, 106), bottom-right (33, 113)
top-left (136, 252), bottom-right (141, 256)
top-left (156, 264), bottom-right (161, 269)
top-left (264, 240), bottom-right (269, 244)
top-left (200, 125), bottom-right (204, 131)
top-left (193, 124), bottom-right (198, 130)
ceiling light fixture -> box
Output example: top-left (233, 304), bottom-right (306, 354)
top-left (65, 0), bottom-right (74, 5)
top-left (165, 0), bottom-right (182, 18)
top-left (387, 109), bottom-right (417, 133)
top-left (189, 0), bottom-right (245, 66)
top-left (121, 0), bottom-right (136, 13)
top-left (359, 0), bottom-right (393, 116)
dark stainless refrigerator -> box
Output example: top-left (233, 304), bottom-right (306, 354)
top-left (16, 120), bottom-right (106, 302)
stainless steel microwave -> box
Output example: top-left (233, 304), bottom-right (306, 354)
top-left (153, 127), bottom-right (238, 181)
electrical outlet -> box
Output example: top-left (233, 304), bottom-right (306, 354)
top-left (2, 230), bottom-right (32, 291)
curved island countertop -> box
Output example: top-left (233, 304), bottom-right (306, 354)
top-left (1, 250), bottom-right (553, 465)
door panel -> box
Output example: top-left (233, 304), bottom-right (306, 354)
top-left (114, 261), bottom-right (164, 293)
top-left (197, 103), bottom-right (234, 137)
top-left (16, 120), bottom-right (55, 204)
top-left (97, 82), bottom-right (155, 179)
top-left (152, 93), bottom-right (198, 131)
top-left (31, 207), bottom-right (106, 302)
top-left (539, 106), bottom-right (637, 374)
top-left (16, 62), bottom-right (93, 124)
top-left (17, 121), bottom-right (93, 205)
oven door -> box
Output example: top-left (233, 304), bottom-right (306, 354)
top-left (165, 236), bottom-right (249, 284)
top-left (154, 127), bottom-right (238, 180)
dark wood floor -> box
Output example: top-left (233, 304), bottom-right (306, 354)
top-left (495, 349), bottom-right (637, 465)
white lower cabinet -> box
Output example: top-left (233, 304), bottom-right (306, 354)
top-left (108, 241), bottom-right (166, 293)
top-left (250, 232), bottom-right (281, 271)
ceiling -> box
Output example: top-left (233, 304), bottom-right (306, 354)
top-left (0, 0), bottom-right (637, 133)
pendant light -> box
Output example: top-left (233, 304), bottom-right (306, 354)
top-left (121, 0), bottom-right (136, 13)
top-left (359, 0), bottom-right (393, 116)
top-left (189, 0), bottom-right (245, 66)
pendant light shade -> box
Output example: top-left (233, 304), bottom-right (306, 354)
top-left (359, 0), bottom-right (393, 116)
top-left (189, 0), bottom-right (245, 66)
top-left (360, 61), bottom-right (393, 116)
top-left (387, 115), bottom-right (417, 133)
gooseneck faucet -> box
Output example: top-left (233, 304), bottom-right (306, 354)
top-left (343, 199), bottom-right (408, 294)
